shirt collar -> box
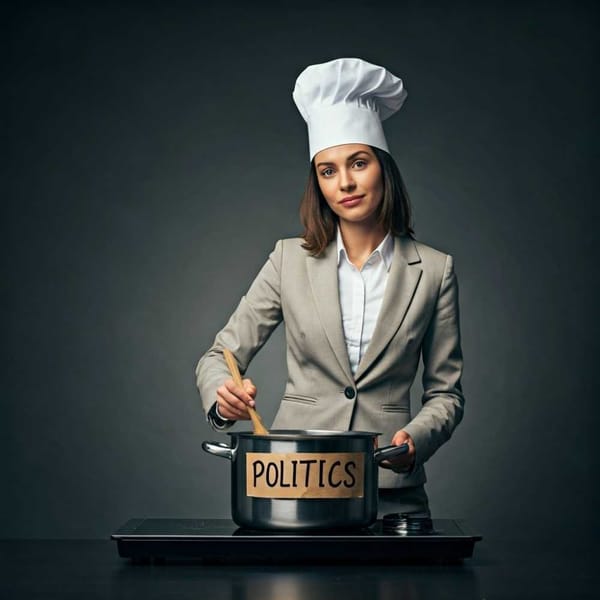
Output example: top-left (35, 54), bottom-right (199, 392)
top-left (336, 226), bottom-right (394, 271)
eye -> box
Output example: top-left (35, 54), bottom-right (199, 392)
top-left (353, 159), bottom-right (367, 168)
top-left (321, 167), bottom-right (334, 177)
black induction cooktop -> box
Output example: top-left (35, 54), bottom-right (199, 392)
top-left (111, 517), bottom-right (482, 564)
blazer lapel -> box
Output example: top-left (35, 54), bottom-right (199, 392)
top-left (354, 235), bottom-right (423, 382)
top-left (306, 241), bottom-right (354, 382)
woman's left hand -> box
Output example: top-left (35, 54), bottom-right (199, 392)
top-left (380, 430), bottom-right (416, 471)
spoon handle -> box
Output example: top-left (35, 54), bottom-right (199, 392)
top-left (223, 349), bottom-right (269, 435)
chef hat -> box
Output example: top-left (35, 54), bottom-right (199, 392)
top-left (292, 57), bottom-right (407, 161)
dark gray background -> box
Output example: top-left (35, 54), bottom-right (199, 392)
top-left (3, 0), bottom-right (598, 542)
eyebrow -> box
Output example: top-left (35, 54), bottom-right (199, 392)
top-left (316, 150), bottom-right (371, 167)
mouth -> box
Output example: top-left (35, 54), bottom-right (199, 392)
top-left (339, 195), bottom-right (365, 207)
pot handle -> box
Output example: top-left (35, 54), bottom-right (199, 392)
top-left (373, 443), bottom-right (409, 465)
top-left (202, 441), bottom-right (236, 461)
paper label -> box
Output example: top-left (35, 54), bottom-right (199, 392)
top-left (245, 452), bottom-right (364, 499)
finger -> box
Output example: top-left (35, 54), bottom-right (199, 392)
top-left (391, 432), bottom-right (408, 446)
top-left (392, 430), bottom-right (414, 449)
top-left (217, 385), bottom-right (251, 418)
top-left (217, 390), bottom-right (248, 419)
top-left (224, 379), bottom-right (256, 407)
top-left (217, 396), bottom-right (250, 420)
top-left (243, 378), bottom-right (257, 397)
top-left (224, 378), bottom-right (255, 405)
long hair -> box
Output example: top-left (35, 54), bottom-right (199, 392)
top-left (299, 146), bottom-right (415, 256)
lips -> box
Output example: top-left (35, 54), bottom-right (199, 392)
top-left (339, 195), bottom-right (364, 207)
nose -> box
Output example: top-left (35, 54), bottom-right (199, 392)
top-left (339, 168), bottom-right (356, 191)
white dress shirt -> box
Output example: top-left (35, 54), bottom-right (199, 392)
top-left (336, 227), bottom-right (394, 375)
top-left (209, 229), bottom-right (394, 428)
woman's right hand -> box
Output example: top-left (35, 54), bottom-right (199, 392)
top-left (216, 378), bottom-right (257, 420)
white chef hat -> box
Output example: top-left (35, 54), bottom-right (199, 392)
top-left (292, 57), bottom-right (407, 161)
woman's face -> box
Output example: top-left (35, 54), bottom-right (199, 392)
top-left (314, 143), bottom-right (384, 227)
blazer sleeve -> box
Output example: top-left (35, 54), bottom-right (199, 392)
top-left (402, 254), bottom-right (465, 468)
top-left (194, 240), bottom-right (284, 430)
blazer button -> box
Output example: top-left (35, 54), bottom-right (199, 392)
top-left (344, 387), bottom-right (356, 399)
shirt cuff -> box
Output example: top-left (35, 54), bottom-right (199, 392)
top-left (207, 401), bottom-right (234, 430)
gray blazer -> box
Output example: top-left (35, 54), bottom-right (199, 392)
top-left (195, 235), bottom-right (465, 488)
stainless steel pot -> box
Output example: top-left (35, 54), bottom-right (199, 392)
top-left (202, 430), bottom-right (408, 530)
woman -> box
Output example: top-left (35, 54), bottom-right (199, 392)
top-left (195, 58), bottom-right (465, 517)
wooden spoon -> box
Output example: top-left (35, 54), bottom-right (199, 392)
top-left (223, 348), bottom-right (269, 435)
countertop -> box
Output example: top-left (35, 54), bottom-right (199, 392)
top-left (0, 534), bottom-right (597, 599)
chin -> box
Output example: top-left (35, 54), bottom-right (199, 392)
top-left (340, 212), bottom-right (377, 224)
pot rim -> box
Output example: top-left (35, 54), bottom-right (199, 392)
top-left (227, 429), bottom-right (382, 440)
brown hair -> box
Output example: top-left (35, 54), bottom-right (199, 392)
top-left (299, 146), bottom-right (415, 256)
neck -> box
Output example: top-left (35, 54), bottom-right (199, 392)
top-left (338, 221), bottom-right (387, 268)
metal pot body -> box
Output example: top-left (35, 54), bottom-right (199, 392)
top-left (203, 430), bottom-right (407, 530)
